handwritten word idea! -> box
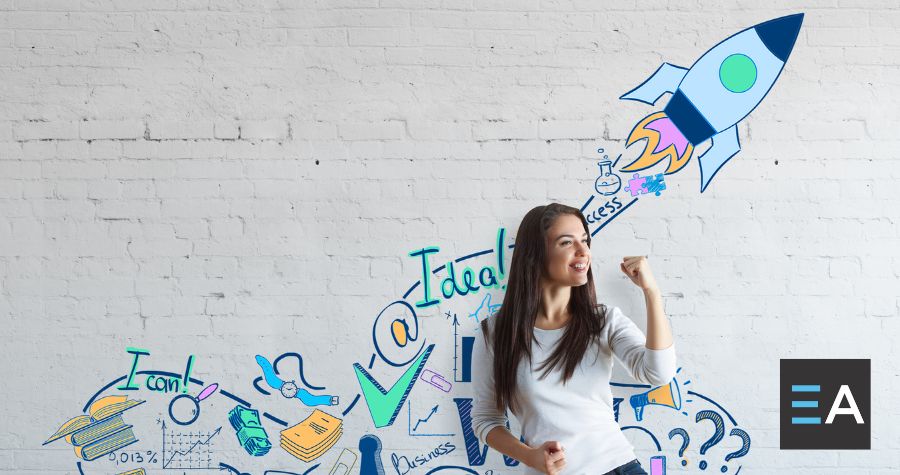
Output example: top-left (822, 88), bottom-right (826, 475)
top-left (117, 347), bottom-right (195, 394)
top-left (409, 228), bottom-right (507, 308)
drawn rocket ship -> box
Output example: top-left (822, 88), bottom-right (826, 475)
top-left (619, 13), bottom-right (803, 192)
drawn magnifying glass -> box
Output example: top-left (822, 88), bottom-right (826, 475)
top-left (168, 383), bottom-right (218, 426)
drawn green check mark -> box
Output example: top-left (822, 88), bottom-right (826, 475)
top-left (353, 344), bottom-right (435, 428)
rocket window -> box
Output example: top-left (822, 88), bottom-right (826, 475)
top-left (719, 54), bottom-right (757, 93)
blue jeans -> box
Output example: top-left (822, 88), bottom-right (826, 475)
top-left (602, 459), bottom-right (648, 475)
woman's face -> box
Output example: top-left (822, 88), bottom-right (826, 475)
top-left (543, 213), bottom-right (591, 288)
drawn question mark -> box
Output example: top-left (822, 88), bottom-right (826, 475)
top-left (720, 428), bottom-right (751, 473)
top-left (667, 428), bottom-right (690, 467)
top-left (695, 410), bottom-right (726, 471)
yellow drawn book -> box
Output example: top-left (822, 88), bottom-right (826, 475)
top-left (43, 395), bottom-right (144, 446)
top-left (73, 425), bottom-right (137, 461)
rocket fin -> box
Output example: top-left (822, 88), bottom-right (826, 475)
top-left (620, 63), bottom-right (689, 105)
top-left (698, 124), bottom-right (741, 193)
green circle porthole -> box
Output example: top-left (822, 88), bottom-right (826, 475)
top-left (719, 54), bottom-right (757, 93)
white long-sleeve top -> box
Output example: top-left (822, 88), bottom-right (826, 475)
top-left (471, 305), bottom-right (677, 475)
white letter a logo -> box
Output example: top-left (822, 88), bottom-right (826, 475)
top-left (826, 385), bottom-right (864, 424)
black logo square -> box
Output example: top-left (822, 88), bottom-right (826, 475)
top-left (780, 359), bottom-right (870, 450)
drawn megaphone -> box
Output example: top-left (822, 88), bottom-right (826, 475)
top-left (255, 355), bottom-right (338, 407)
top-left (630, 379), bottom-right (682, 421)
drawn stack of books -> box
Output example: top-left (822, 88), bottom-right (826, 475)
top-left (280, 409), bottom-right (343, 462)
top-left (43, 395), bottom-right (144, 461)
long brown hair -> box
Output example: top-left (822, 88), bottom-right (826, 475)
top-left (481, 203), bottom-right (607, 413)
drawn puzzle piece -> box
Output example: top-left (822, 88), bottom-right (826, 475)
top-left (625, 173), bottom-right (647, 197)
top-left (624, 172), bottom-right (666, 197)
top-left (644, 173), bottom-right (667, 196)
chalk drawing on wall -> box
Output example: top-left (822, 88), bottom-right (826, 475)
top-left (118, 348), bottom-right (197, 397)
top-left (51, 229), bottom-right (761, 475)
top-left (106, 449), bottom-right (156, 470)
top-left (280, 409), bottom-right (344, 462)
top-left (115, 469), bottom-right (146, 475)
top-left (354, 344), bottom-right (435, 428)
top-left (372, 300), bottom-right (427, 368)
top-left (624, 172), bottom-right (667, 197)
top-left (217, 463), bottom-right (250, 475)
top-left (390, 440), bottom-right (457, 475)
top-left (630, 379), bottom-right (683, 422)
top-left (404, 228), bottom-right (509, 310)
top-left (619, 14), bottom-right (804, 192)
top-left (255, 354), bottom-right (339, 407)
top-left (580, 177), bottom-right (637, 236)
top-left (452, 398), bottom-right (521, 468)
top-left (668, 427), bottom-right (690, 467)
top-left (468, 293), bottom-right (500, 323)
top-left (161, 420), bottom-right (221, 469)
top-left (451, 314), bottom-right (476, 383)
top-left (692, 410), bottom-right (751, 472)
top-left (420, 368), bottom-right (453, 393)
top-left (218, 463), bottom-right (318, 475)
top-left (612, 368), bottom-right (752, 474)
top-left (168, 382), bottom-right (219, 426)
top-left (43, 395), bottom-right (143, 461)
top-left (328, 448), bottom-right (359, 475)
top-left (228, 405), bottom-right (272, 457)
top-left (358, 434), bottom-right (387, 475)
top-left (595, 150), bottom-right (624, 196)
top-left (408, 403), bottom-right (456, 438)
top-left (649, 455), bottom-right (667, 475)
top-left (612, 380), bottom-right (751, 473)
top-left (725, 428), bottom-right (751, 469)
top-left (54, 350), bottom-right (302, 474)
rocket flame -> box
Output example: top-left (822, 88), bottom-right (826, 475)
top-left (619, 111), bottom-right (694, 175)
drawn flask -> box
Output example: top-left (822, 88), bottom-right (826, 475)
top-left (594, 160), bottom-right (622, 196)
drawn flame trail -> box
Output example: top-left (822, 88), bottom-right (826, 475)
top-left (620, 112), bottom-right (694, 175)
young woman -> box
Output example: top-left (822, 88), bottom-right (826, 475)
top-left (471, 203), bottom-right (676, 475)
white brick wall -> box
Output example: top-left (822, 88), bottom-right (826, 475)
top-left (2, 1), bottom-right (899, 474)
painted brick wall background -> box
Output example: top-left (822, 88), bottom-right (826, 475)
top-left (1, 1), bottom-right (899, 474)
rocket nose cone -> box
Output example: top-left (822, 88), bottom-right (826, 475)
top-left (754, 13), bottom-right (804, 62)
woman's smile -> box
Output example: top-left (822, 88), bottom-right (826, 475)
top-left (570, 261), bottom-right (589, 273)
